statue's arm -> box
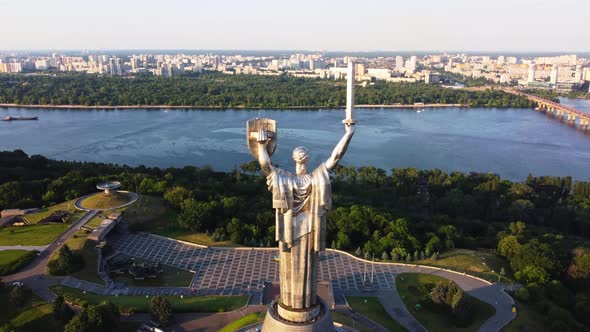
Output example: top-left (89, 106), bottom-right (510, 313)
top-left (256, 129), bottom-right (273, 176)
top-left (325, 124), bottom-right (355, 171)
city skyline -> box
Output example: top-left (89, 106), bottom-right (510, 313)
top-left (1, 0), bottom-right (588, 52)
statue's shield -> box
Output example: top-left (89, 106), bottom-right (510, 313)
top-left (247, 118), bottom-right (277, 159)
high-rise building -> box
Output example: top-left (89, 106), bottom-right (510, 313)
top-left (550, 66), bottom-right (559, 85)
top-left (109, 58), bottom-right (122, 76)
top-left (497, 56), bottom-right (505, 65)
top-left (354, 63), bottom-right (365, 76)
top-left (395, 56), bottom-right (404, 71)
top-left (527, 65), bottom-right (536, 83)
top-left (405, 56), bottom-right (417, 73)
top-left (574, 65), bottom-right (582, 82)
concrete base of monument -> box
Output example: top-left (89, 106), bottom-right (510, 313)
top-left (261, 298), bottom-right (336, 332)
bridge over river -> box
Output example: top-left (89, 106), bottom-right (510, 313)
top-left (503, 88), bottom-right (590, 128)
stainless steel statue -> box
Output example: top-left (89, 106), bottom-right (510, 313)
top-left (249, 62), bottom-right (357, 331)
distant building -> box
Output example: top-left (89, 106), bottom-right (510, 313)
top-left (550, 66), bottom-right (559, 85)
top-left (367, 68), bottom-right (391, 80)
top-left (405, 56), bottom-right (417, 73)
top-left (527, 65), bottom-right (536, 83)
top-left (34, 59), bottom-right (49, 70)
top-left (354, 63), bottom-right (365, 76)
top-left (424, 71), bottom-right (440, 84)
top-left (395, 56), bottom-right (404, 71)
top-left (506, 56), bottom-right (517, 64)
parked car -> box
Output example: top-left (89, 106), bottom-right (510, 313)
top-left (12, 281), bottom-right (24, 287)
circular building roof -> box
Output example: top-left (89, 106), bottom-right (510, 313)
top-left (96, 181), bottom-right (121, 190)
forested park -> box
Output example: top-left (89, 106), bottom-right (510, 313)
top-left (1, 150), bottom-right (590, 330)
top-left (0, 72), bottom-right (537, 108)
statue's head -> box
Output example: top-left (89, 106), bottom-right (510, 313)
top-left (293, 147), bottom-right (310, 175)
top-left (292, 146), bottom-right (309, 164)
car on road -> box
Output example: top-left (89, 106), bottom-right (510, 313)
top-left (12, 281), bottom-right (24, 287)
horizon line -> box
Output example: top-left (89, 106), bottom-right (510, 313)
top-left (1, 48), bottom-right (589, 55)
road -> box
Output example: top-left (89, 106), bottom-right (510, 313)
top-left (2, 210), bottom-right (98, 301)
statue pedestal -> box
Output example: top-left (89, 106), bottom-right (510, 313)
top-left (261, 298), bottom-right (335, 332)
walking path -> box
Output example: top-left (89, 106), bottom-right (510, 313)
top-left (0, 245), bottom-right (48, 251)
top-left (378, 289), bottom-right (427, 332)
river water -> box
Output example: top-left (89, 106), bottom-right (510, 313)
top-left (1, 98), bottom-right (590, 181)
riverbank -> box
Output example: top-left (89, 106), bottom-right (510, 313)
top-left (0, 103), bottom-right (468, 110)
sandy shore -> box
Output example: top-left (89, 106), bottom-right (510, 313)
top-left (0, 103), bottom-right (467, 110)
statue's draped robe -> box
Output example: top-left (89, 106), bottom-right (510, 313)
top-left (267, 163), bottom-right (331, 309)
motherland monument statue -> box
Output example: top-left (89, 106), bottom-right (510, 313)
top-left (247, 62), bottom-right (356, 331)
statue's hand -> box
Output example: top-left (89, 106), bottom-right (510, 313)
top-left (345, 124), bottom-right (355, 135)
top-left (257, 128), bottom-right (269, 144)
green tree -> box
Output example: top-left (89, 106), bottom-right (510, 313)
top-left (382, 251), bottom-right (389, 261)
top-left (48, 244), bottom-right (83, 275)
top-left (497, 235), bottom-right (520, 258)
top-left (9, 286), bottom-right (26, 307)
top-left (355, 247), bottom-right (362, 257)
top-left (226, 218), bottom-right (242, 243)
top-left (150, 296), bottom-right (173, 327)
top-left (53, 295), bottom-right (74, 323)
top-left (514, 265), bottom-right (550, 284)
top-left (508, 221), bottom-right (527, 238)
top-left (64, 311), bottom-right (90, 332)
top-left (163, 186), bottom-right (193, 209)
top-left (177, 198), bottom-right (217, 231)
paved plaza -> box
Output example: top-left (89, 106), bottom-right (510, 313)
top-left (110, 232), bottom-right (497, 294)
top-left (109, 232), bottom-right (516, 331)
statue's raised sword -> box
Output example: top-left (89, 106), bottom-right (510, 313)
top-left (343, 61), bottom-right (357, 125)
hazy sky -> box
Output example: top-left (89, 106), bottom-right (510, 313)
top-left (1, 0), bottom-right (587, 51)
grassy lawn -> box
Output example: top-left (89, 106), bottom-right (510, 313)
top-left (47, 230), bottom-right (104, 285)
top-left (395, 273), bottom-right (496, 332)
top-left (416, 249), bottom-right (512, 283)
top-left (332, 311), bottom-right (376, 332)
top-left (346, 296), bottom-right (408, 332)
top-left (116, 195), bottom-right (176, 228)
top-left (79, 192), bottom-right (133, 210)
top-left (51, 285), bottom-right (248, 314)
top-left (219, 312), bottom-right (266, 332)
top-left (119, 195), bottom-right (240, 247)
top-left (0, 224), bottom-right (69, 246)
top-left (157, 229), bottom-right (241, 247)
top-left (24, 199), bottom-right (82, 224)
top-left (0, 250), bottom-right (37, 275)
top-left (86, 215), bottom-right (106, 228)
top-left (110, 256), bottom-right (194, 287)
top-left (0, 287), bottom-right (63, 332)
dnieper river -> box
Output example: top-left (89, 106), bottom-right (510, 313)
top-left (1, 99), bottom-right (590, 181)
